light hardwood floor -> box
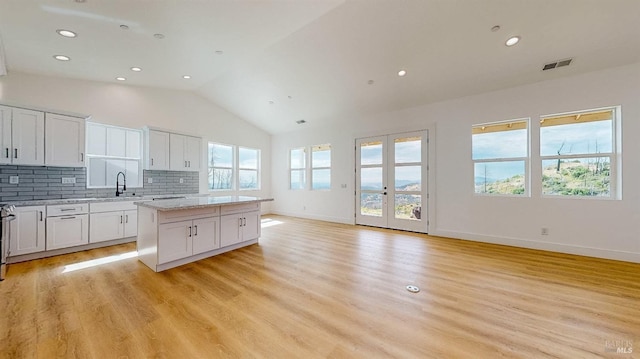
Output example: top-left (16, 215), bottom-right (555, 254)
top-left (1, 215), bottom-right (638, 358)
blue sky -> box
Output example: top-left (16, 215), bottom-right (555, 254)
top-left (359, 138), bottom-right (422, 188)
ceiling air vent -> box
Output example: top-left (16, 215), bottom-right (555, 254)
top-left (543, 58), bottom-right (573, 71)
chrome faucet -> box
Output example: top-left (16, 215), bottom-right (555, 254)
top-left (115, 171), bottom-right (127, 197)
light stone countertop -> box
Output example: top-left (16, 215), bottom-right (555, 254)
top-left (134, 196), bottom-right (274, 211)
top-left (4, 194), bottom-right (202, 207)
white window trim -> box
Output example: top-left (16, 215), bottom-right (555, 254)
top-left (208, 142), bottom-right (262, 192)
top-left (238, 146), bottom-right (261, 191)
top-left (311, 144), bottom-right (331, 191)
top-left (472, 118), bottom-right (530, 197)
top-left (208, 142), bottom-right (235, 191)
top-left (289, 147), bottom-right (307, 190)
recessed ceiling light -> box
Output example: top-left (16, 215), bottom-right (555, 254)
top-left (215, 50), bottom-right (224, 55)
top-left (116, 77), bottom-right (126, 81)
top-left (130, 67), bottom-right (142, 72)
top-left (182, 75), bottom-right (191, 79)
top-left (153, 33), bottom-right (165, 39)
top-left (398, 70), bottom-right (407, 77)
top-left (505, 36), bottom-right (521, 47)
top-left (120, 24), bottom-right (129, 30)
top-left (53, 55), bottom-right (70, 61)
top-left (56, 29), bottom-right (77, 38)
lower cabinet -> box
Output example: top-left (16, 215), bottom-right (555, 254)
top-left (89, 201), bottom-right (138, 243)
top-left (220, 210), bottom-right (260, 248)
top-left (158, 216), bottom-right (219, 264)
top-left (46, 214), bottom-right (89, 250)
top-left (9, 205), bottom-right (46, 256)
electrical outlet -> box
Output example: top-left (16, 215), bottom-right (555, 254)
top-left (541, 228), bottom-right (549, 235)
top-left (148, 178), bottom-right (153, 184)
top-left (9, 176), bottom-right (18, 184)
top-left (341, 184), bottom-right (347, 189)
top-left (62, 177), bottom-right (76, 184)
top-left (179, 178), bottom-right (184, 184)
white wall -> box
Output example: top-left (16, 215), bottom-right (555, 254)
top-left (271, 62), bottom-right (640, 262)
top-left (0, 71), bottom-right (272, 209)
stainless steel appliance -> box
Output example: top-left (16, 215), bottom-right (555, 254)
top-left (1, 204), bottom-right (16, 281)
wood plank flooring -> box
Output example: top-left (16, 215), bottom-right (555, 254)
top-left (1, 215), bottom-right (639, 358)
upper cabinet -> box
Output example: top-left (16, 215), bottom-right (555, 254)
top-left (0, 105), bottom-right (45, 166)
top-left (145, 128), bottom-right (200, 172)
top-left (169, 133), bottom-right (201, 172)
top-left (145, 129), bottom-right (170, 170)
top-left (45, 113), bottom-right (86, 167)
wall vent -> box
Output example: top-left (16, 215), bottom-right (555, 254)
top-left (543, 58), bottom-right (572, 71)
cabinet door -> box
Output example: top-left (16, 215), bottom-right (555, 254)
top-left (192, 217), bottom-right (219, 255)
top-left (0, 106), bottom-right (12, 165)
top-left (123, 209), bottom-right (138, 238)
top-left (242, 211), bottom-right (260, 242)
top-left (147, 130), bottom-right (170, 170)
top-left (220, 214), bottom-right (242, 248)
top-left (89, 211), bottom-right (124, 243)
top-left (158, 220), bottom-right (192, 264)
top-left (45, 113), bottom-right (85, 167)
top-left (46, 214), bottom-right (89, 250)
top-left (12, 108), bottom-right (45, 165)
top-left (185, 136), bottom-right (201, 171)
top-left (169, 133), bottom-right (186, 171)
top-left (8, 206), bottom-right (46, 256)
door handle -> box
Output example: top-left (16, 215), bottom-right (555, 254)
top-left (80, 153), bottom-right (84, 162)
top-left (188, 160), bottom-right (191, 167)
top-left (184, 160), bottom-right (187, 168)
top-left (151, 158), bottom-right (154, 166)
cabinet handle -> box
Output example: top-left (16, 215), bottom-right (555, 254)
top-left (194, 225), bottom-right (198, 236)
top-left (40, 211), bottom-right (43, 221)
top-left (14, 148), bottom-right (17, 159)
top-left (238, 218), bottom-right (242, 227)
top-left (188, 226), bottom-right (192, 237)
top-left (188, 160), bottom-right (191, 167)
top-left (184, 160), bottom-right (187, 168)
top-left (243, 217), bottom-right (246, 227)
top-left (61, 216), bottom-right (76, 220)
top-left (151, 158), bottom-right (154, 166)
top-left (5, 148), bottom-right (8, 158)
top-left (60, 208), bottom-right (76, 212)
top-left (120, 215), bottom-right (123, 224)
top-left (125, 214), bottom-right (129, 223)
top-left (80, 153), bottom-right (84, 162)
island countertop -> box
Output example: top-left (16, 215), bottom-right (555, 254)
top-left (134, 195), bottom-right (273, 211)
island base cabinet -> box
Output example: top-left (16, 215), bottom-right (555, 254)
top-left (192, 217), bottom-right (219, 255)
top-left (158, 220), bottom-right (192, 264)
top-left (220, 210), bottom-right (260, 248)
top-left (46, 214), bottom-right (89, 250)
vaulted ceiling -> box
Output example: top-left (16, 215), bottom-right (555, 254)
top-left (1, 0), bottom-right (639, 134)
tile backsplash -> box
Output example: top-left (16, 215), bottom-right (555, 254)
top-left (0, 165), bottom-right (199, 202)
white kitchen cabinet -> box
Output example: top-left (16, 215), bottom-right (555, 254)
top-left (169, 133), bottom-right (201, 171)
top-left (45, 113), bottom-right (86, 167)
top-left (89, 201), bottom-right (138, 243)
top-left (220, 203), bottom-right (260, 248)
top-left (146, 129), bottom-right (170, 170)
top-left (0, 105), bottom-right (45, 165)
top-left (8, 206), bottom-right (46, 256)
top-left (158, 216), bottom-right (218, 264)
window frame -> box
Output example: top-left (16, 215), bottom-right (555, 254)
top-left (238, 146), bottom-right (261, 191)
top-left (311, 144), bottom-right (331, 191)
top-left (208, 142), bottom-right (235, 191)
top-left (472, 118), bottom-right (530, 197)
top-left (85, 122), bottom-right (143, 189)
top-left (289, 147), bottom-right (307, 190)
top-left (208, 142), bottom-right (261, 192)
top-left (539, 106), bottom-right (619, 199)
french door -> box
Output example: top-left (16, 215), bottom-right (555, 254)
top-left (355, 131), bottom-right (428, 233)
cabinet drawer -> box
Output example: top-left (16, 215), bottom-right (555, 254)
top-left (90, 201), bottom-right (137, 213)
top-left (158, 206), bottom-right (219, 224)
top-left (47, 203), bottom-right (89, 216)
top-left (220, 202), bottom-right (259, 215)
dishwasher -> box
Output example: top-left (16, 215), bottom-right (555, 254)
top-left (1, 205), bottom-right (16, 281)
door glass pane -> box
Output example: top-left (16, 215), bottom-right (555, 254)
top-left (360, 141), bottom-right (383, 165)
top-left (395, 137), bottom-right (421, 163)
top-left (360, 193), bottom-right (383, 217)
top-left (395, 166), bottom-right (421, 191)
top-left (394, 194), bottom-right (421, 220)
top-left (360, 167), bottom-right (383, 190)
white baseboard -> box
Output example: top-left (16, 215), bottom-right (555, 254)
top-left (431, 229), bottom-right (640, 263)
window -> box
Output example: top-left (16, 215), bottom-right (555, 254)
top-left (238, 147), bottom-right (260, 190)
top-left (540, 107), bottom-right (617, 197)
top-left (86, 122), bottom-right (142, 188)
top-left (311, 144), bottom-right (331, 190)
top-left (208, 143), bottom-right (260, 191)
top-left (289, 147), bottom-right (306, 190)
top-left (472, 119), bottom-right (528, 195)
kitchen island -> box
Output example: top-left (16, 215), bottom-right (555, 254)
top-left (136, 196), bottom-right (273, 272)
